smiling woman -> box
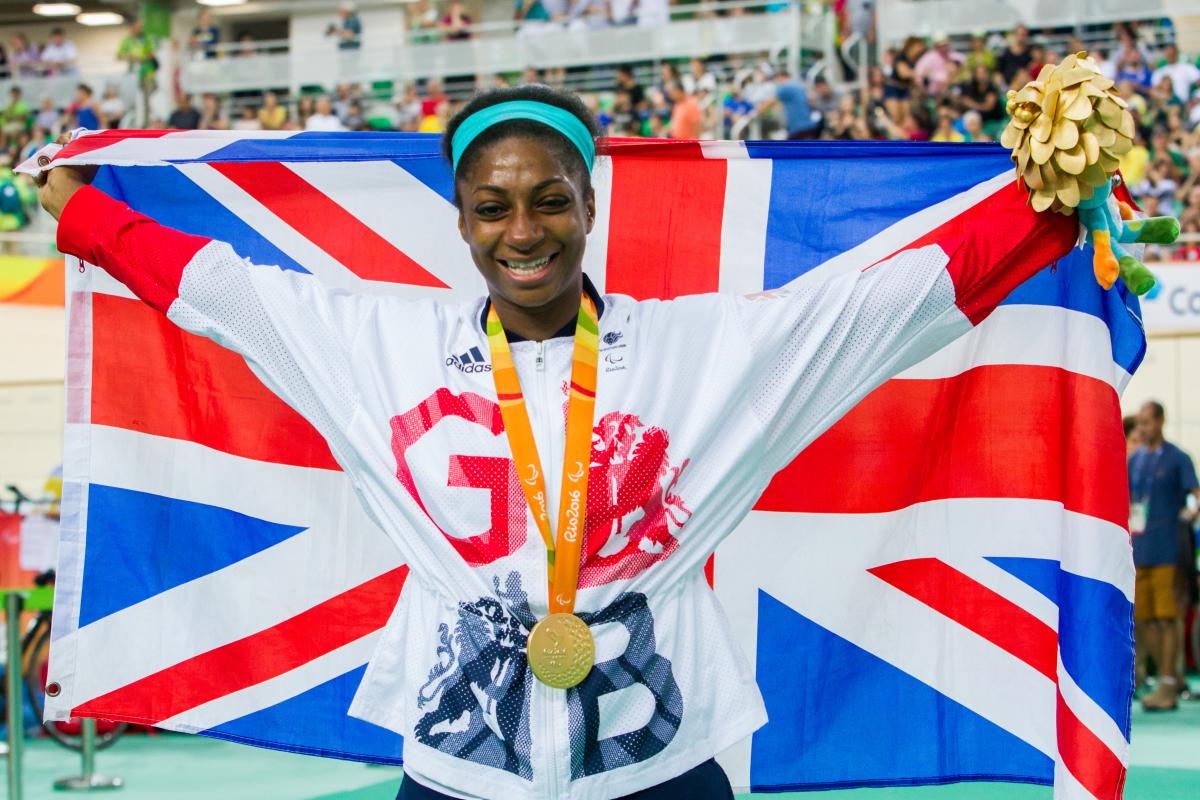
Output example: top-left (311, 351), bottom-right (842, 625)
top-left (34, 83), bottom-right (1100, 800)
top-left (444, 87), bottom-right (601, 342)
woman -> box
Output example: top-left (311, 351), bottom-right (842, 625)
top-left (37, 85), bottom-right (1080, 799)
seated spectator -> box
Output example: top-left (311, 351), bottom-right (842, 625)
top-left (1116, 47), bottom-right (1153, 90)
top-left (232, 105), bottom-right (263, 131)
top-left (957, 64), bottom-right (1002, 124)
top-left (8, 33), bottom-right (38, 78)
top-left (34, 96), bottom-right (59, 137)
top-left (723, 83), bottom-right (754, 138)
top-left (235, 32), bottom-right (257, 57)
top-left (1, 87), bottom-right (28, 139)
top-left (682, 57), bottom-right (718, 97)
top-left (666, 82), bottom-right (702, 139)
top-left (407, 0), bottom-right (440, 44)
top-left (41, 27), bottom-right (78, 76)
top-left (961, 110), bottom-right (992, 142)
top-left (297, 95), bottom-right (315, 127)
top-left (200, 93), bottom-right (228, 130)
top-left (190, 8), bottom-right (221, 59)
top-left (808, 76), bottom-right (841, 127)
top-left (1152, 44), bottom-right (1200, 105)
top-left (930, 105), bottom-right (964, 142)
top-left (343, 99), bottom-right (366, 130)
top-left (167, 94), bottom-right (202, 130)
top-left (99, 85), bottom-right (126, 129)
top-left (257, 90), bottom-right (288, 130)
top-left (67, 84), bottom-right (99, 130)
top-left (963, 32), bottom-right (995, 75)
top-left (332, 83), bottom-right (355, 121)
top-left (440, 1), bottom-right (474, 40)
top-left (515, 0), bottom-right (554, 34)
top-left (394, 83), bottom-right (421, 131)
top-left (915, 32), bottom-right (965, 97)
top-left (327, 2), bottom-right (362, 50)
top-left (567, 0), bottom-right (610, 29)
top-left (305, 95), bottom-right (346, 131)
top-left (997, 24), bottom-right (1032, 84)
top-left (420, 78), bottom-right (448, 122)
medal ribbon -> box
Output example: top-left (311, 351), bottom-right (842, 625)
top-left (486, 293), bottom-right (598, 615)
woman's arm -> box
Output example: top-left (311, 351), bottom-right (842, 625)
top-left (735, 179), bottom-right (1079, 478)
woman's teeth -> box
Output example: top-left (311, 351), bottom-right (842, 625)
top-left (503, 254), bottom-right (553, 274)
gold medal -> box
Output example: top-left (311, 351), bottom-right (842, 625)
top-left (526, 612), bottom-right (595, 689)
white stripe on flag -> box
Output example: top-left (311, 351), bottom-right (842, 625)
top-left (718, 148), bottom-right (772, 295)
top-left (896, 304), bottom-right (1132, 391)
top-left (285, 161), bottom-right (485, 300)
top-left (158, 630), bottom-right (384, 734)
top-left (1057, 656), bottom-right (1129, 770)
top-left (56, 130), bottom-right (298, 166)
top-left (56, 429), bottom-right (403, 707)
top-left (715, 499), bottom-right (1132, 770)
top-left (582, 154), bottom-right (613, 294)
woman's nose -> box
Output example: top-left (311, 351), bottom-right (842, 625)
top-left (505, 209), bottom-right (542, 248)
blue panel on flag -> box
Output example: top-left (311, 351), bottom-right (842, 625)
top-left (393, 157), bottom-right (455, 204)
top-left (988, 557), bottom-right (1134, 735)
top-left (195, 131), bottom-right (443, 164)
top-left (204, 665), bottom-right (404, 765)
top-left (95, 165), bottom-right (310, 275)
top-left (80, 485), bottom-right (306, 627)
top-left (749, 590), bottom-right (1053, 790)
top-left (1001, 250), bottom-right (1146, 375)
top-left (750, 142), bottom-right (1012, 291)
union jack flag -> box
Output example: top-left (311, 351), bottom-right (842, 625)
top-left (37, 131), bottom-right (1138, 798)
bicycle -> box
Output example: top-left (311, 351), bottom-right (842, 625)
top-left (1, 486), bottom-right (128, 751)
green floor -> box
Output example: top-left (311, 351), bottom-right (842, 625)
top-left (2, 699), bottom-right (1197, 799)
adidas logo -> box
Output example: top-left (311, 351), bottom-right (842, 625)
top-left (446, 346), bottom-right (492, 374)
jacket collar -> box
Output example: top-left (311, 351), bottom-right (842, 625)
top-left (478, 273), bottom-right (605, 343)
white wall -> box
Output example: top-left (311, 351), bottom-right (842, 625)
top-left (1122, 335), bottom-right (1200, 459)
top-left (0, 304), bottom-right (64, 496)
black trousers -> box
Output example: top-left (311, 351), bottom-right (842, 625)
top-left (396, 758), bottom-right (734, 800)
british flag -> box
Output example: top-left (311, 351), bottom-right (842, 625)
top-left (37, 131), bottom-right (1138, 798)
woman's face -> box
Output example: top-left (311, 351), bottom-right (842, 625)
top-left (457, 135), bottom-right (594, 313)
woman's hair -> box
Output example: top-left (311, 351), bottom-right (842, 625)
top-left (442, 84), bottom-right (600, 207)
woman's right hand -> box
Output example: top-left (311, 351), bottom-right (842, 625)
top-left (34, 134), bottom-right (97, 221)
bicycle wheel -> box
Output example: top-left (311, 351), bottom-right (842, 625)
top-left (24, 619), bottom-right (128, 751)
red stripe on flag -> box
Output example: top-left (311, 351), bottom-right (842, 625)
top-left (869, 558), bottom-right (1058, 680)
top-left (876, 180), bottom-right (1078, 326)
top-left (55, 130), bottom-right (173, 160)
top-left (74, 566), bottom-right (408, 724)
top-left (755, 365), bottom-right (1127, 529)
top-left (1057, 688), bottom-right (1126, 800)
top-left (92, 293), bottom-right (340, 470)
top-left (604, 144), bottom-right (726, 299)
top-left (210, 162), bottom-right (448, 288)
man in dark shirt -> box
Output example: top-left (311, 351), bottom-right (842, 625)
top-left (167, 94), bottom-right (201, 130)
top-left (996, 24), bottom-right (1033, 84)
top-left (1129, 401), bottom-right (1200, 710)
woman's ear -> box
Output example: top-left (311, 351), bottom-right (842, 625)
top-left (585, 188), bottom-right (596, 235)
top-left (458, 209), bottom-right (468, 242)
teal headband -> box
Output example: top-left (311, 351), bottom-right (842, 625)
top-left (450, 100), bottom-right (596, 174)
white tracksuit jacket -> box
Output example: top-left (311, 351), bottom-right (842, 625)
top-left (56, 182), bottom-right (1077, 800)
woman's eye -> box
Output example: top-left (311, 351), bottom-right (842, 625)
top-left (539, 196), bottom-right (569, 210)
top-left (475, 204), bottom-right (504, 217)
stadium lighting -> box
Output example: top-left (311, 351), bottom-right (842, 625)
top-left (33, 3), bottom-right (82, 15)
top-left (76, 12), bottom-right (124, 26)
top-left (196, 0), bottom-right (247, 6)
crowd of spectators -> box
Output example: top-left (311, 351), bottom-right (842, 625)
top-left (4, 11), bottom-right (1200, 255)
top-left (0, 28), bottom-right (78, 79)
